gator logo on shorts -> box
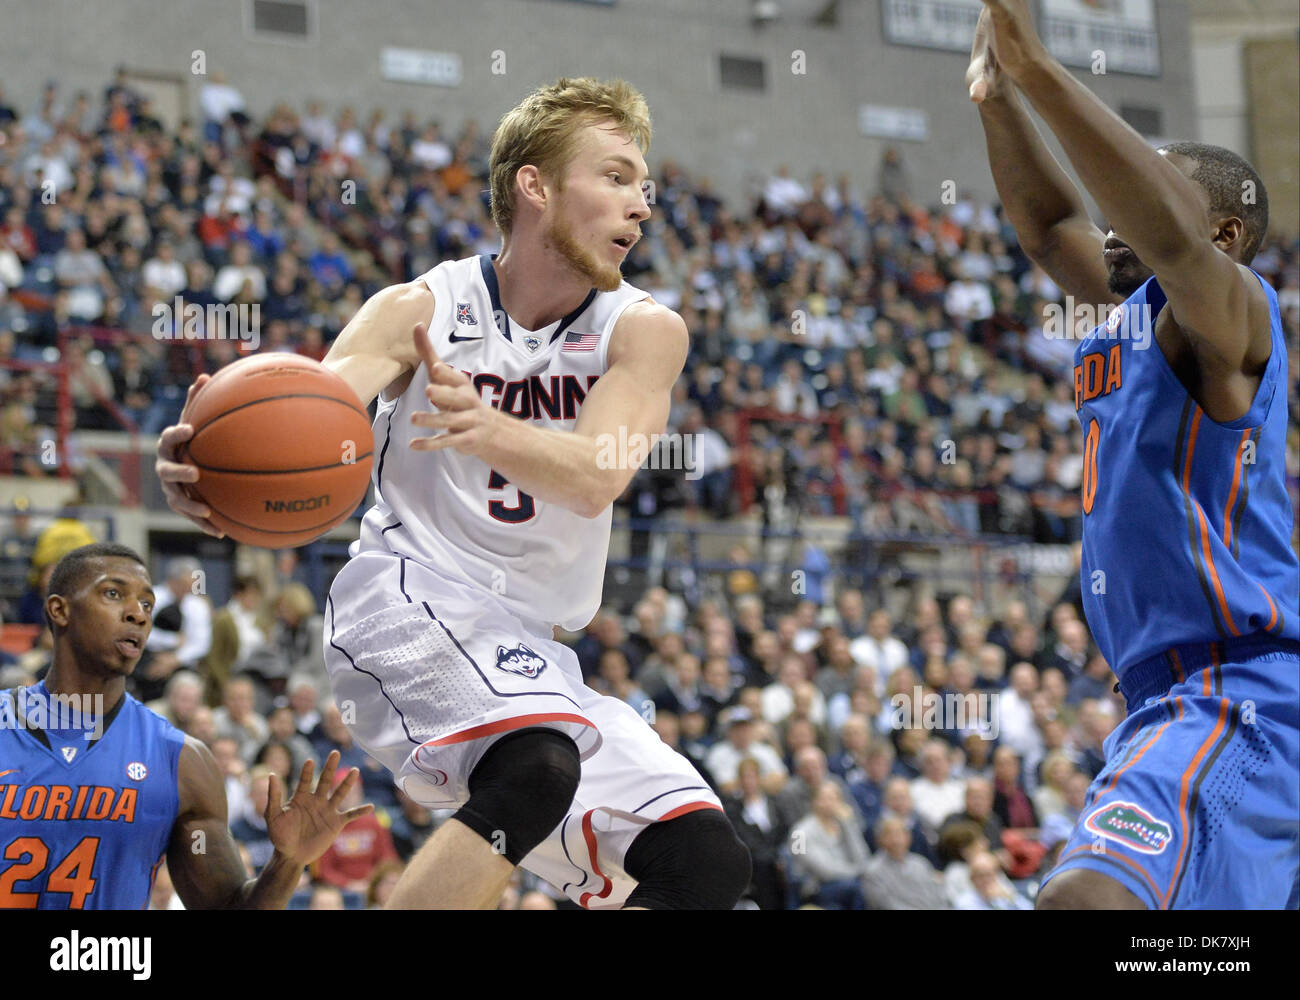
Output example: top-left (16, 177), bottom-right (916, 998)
top-left (495, 643), bottom-right (547, 679)
top-left (1084, 800), bottom-right (1173, 855)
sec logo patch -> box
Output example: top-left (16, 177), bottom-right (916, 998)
top-left (126, 761), bottom-right (148, 781)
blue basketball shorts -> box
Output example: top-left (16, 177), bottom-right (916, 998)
top-left (1042, 635), bottom-right (1299, 909)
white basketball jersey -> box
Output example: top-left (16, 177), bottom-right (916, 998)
top-left (350, 253), bottom-right (649, 632)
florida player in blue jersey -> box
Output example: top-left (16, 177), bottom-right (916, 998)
top-left (0, 543), bottom-right (371, 909)
top-left (969, 1), bottom-right (1298, 908)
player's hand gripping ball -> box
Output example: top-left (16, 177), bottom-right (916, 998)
top-left (179, 354), bottom-right (374, 548)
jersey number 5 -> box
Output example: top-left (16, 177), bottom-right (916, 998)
top-left (1082, 417), bottom-right (1100, 515)
top-left (488, 469), bottom-right (536, 523)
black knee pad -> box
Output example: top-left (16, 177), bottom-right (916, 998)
top-left (452, 727), bottom-right (580, 866)
top-left (623, 808), bottom-right (751, 910)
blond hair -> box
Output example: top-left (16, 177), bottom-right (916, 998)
top-left (489, 77), bottom-right (651, 235)
top-left (276, 582), bottom-right (317, 621)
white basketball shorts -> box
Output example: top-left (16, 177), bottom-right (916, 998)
top-left (322, 550), bottom-right (722, 909)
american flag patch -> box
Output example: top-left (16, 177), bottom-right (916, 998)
top-left (561, 331), bottom-right (599, 352)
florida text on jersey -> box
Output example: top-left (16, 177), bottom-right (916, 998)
top-left (0, 685), bottom-right (184, 909)
top-left (1073, 269), bottom-right (1298, 677)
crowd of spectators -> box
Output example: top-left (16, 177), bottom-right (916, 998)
top-left (5, 74), bottom-right (1294, 543)
top-left (0, 495), bottom-right (1127, 910)
top-left (572, 582), bottom-right (1114, 908)
top-left (0, 73), bottom-right (1298, 909)
top-left (0, 531), bottom-right (1127, 910)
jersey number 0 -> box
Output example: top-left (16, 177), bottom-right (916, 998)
top-left (1082, 417), bottom-right (1100, 515)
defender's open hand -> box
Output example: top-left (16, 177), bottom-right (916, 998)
top-left (967, 8), bottom-right (1005, 104)
top-left (265, 750), bottom-right (373, 868)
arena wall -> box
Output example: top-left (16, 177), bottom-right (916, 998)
top-left (4, 0), bottom-right (1198, 213)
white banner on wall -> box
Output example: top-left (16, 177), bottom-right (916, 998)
top-left (881, 0), bottom-right (985, 52)
top-left (859, 104), bottom-right (930, 142)
top-left (380, 48), bottom-right (463, 87)
top-left (1040, 0), bottom-right (1160, 76)
top-left (882, 0), bottom-right (1159, 77)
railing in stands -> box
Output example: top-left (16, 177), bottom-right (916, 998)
top-left (0, 356), bottom-right (72, 478)
top-left (0, 327), bottom-right (194, 502)
top-left (56, 328), bottom-right (155, 506)
top-left (604, 516), bottom-right (1066, 621)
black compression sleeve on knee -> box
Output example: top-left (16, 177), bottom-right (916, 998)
top-left (452, 727), bottom-right (581, 866)
top-left (623, 808), bottom-right (752, 910)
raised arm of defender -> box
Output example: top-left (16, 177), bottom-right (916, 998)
top-left (968, 7), bottom-right (1113, 307)
top-left (972, 0), bottom-right (1270, 386)
top-left (168, 742), bottom-right (370, 909)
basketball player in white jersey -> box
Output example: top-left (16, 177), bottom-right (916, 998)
top-left (156, 78), bottom-right (750, 909)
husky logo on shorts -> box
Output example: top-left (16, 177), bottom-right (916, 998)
top-left (1084, 800), bottom-right (1174, 854)
top-left (495, 643), bottom-right (547, 679)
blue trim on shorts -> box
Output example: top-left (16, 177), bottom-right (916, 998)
top-left (631, 785), bottom-right (711, 815)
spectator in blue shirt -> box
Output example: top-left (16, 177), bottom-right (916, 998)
top-left (307, 230), bottom-right (352, 291)
top-left (245, 207), bottom-right (285, 262)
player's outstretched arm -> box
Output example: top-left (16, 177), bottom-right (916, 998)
top-left (168, 741), bottom-right (372, 909)
top-left (408, 300), bottom-right (689, 518)
top-left (322, 279), bottom-right (432, 407)
top-left (967, 6), bottom-right (1112, 306)
top-left (979, 0), bottom-right (1269, 373)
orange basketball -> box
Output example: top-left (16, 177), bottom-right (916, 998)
top-left (180, 353), bottom-right (374, 549)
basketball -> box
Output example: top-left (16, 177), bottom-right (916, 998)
top-left (179, 354), bottom-right (374, 548)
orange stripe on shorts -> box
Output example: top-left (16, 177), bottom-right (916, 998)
top-left (1103, 697), bottom-right (1181, 796)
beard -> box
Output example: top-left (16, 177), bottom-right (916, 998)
top-left (542, 209), bottom-right (624, 293)
top-left (1105, 255), bottom-right (1155, 299)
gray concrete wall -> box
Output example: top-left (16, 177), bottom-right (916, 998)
top-left (2, 0), bottom-right (1197, 214)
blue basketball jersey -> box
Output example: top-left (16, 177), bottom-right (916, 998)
top-left (1074, 269), bottom-right (1299, 679)
top-left (0, 685), bottom-right (185, 909)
